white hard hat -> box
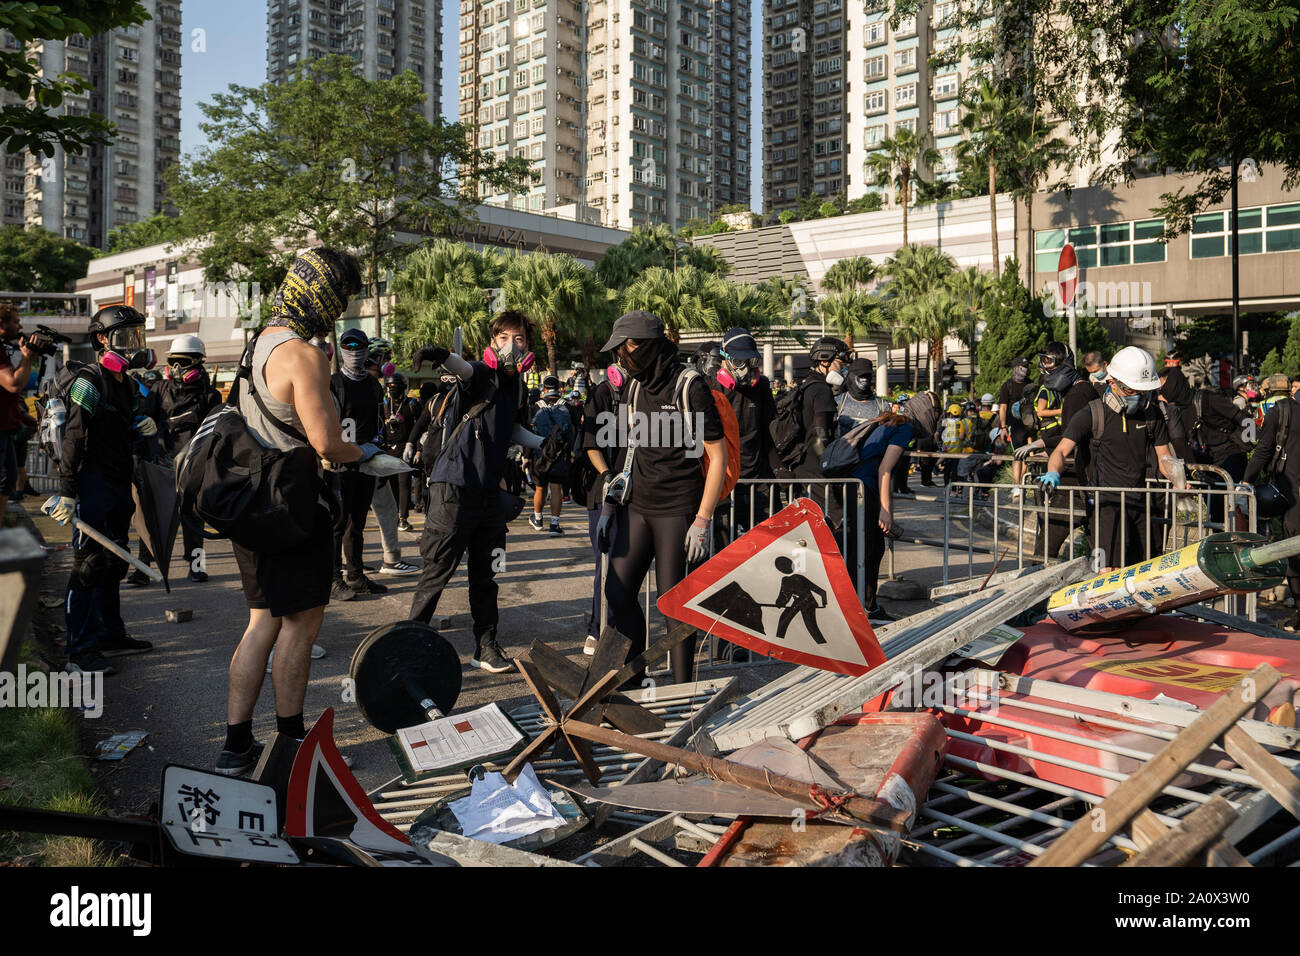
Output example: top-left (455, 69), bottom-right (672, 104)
top-left (981, 393), bottom-right (995, 404)
top-left (167, 333), bottom-right (205, 358)
top-left (1107, 346), bottom-right (1160, 391)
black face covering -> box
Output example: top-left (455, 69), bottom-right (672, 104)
top-left (847, 373), bottom-right (874, 401)
top-left (1043, 363), bottom-right (1081, 392)
top-left (629, 338), bottom-right (678, 392)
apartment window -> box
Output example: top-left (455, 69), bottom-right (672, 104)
top-left (529, 142), bottom-right (544, 158)
top-left (864, 90), bottom-right (886, 114)
top-left (1190, 203), bottom-right (1300, 258)
top-left (894, 82), bottom-right (917, 107)
top-left (516, 42), bottom-right (529, 60)
top-left (934, 108), bottom-right (959, 134)
top-left (896, 14), bottom-right (916, 37)
top-left (634, 10), bottom-right (646, 27)
top-left (532, 64), bottom-right (545, 81)
top-left (515, 70), bottom-right (528, 88)
top-left (531, 13), bottom-right (545, 31)
top-left (514, 120), bottom-right (528, 137)
top-left (938, 146), bottom-right (957, 172)
top-left (531, 116), bottom-right (545, 133)
top-left (634, 89), bottom-right (647, 106)
top-left (532, 39), bottom-right (544, 56)
top-left (531, 90), bottom-right (544, 108)
top-left (935, 1), bottom-right (958, 25)
top-left (865, 20), bottom-right (886, 45)
top-left (634, 62), bottom-right (647, 80)
top-left (894, 48), bottom-right (916, 72)
top-left (514, 94), bottom-right (528, 112)
top-left (864, 55), bottom-right (886, 80)
top-left (496, 77), bottom-right (508, 93)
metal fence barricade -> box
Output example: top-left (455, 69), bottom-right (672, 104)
top-left (939, 472), bottom-right (1258, 620)
top-left (23, 444), bottom-right (59, 495)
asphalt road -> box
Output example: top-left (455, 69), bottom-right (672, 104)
top-left (22, 487), bottom-right (996, 817)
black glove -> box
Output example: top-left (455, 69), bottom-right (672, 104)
top-left (412, 345), bottom-right (450, 373)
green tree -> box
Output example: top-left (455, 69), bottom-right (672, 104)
top-left (1261, 312), bottom-right (1300, 377)
top-left (0, 225), bottom-right (96, 292)
top-left (822, 256), bottom-right (878, 294)
top-left (881, 244), bottom-right (958, 388)
top-left (595, 224), bottom-right (728, 291)
top-left (818, 290), bottom-right (887, 349)
top-left (707, 276), bottom-right (780, 335)
top-left (755, 275), bottom-right (813, 326)
top-left (956, 78), bottom-right (1024, 277)
top-left (845, 194), bottom-right (883, 214)
top-left (620, 265), bottom-right (720, 341)
top-left (388, 240), bottom-right (509, 361)
top-left (947, 265), bottom-right (993, 351)
top-left (501, 253), bottom-right (612, 375)
top-left (866, 127), bottom-right (940, 245)
top-left (105, 212), bottom-right (188, 254)
top-left (168, 55), bottom-right (529, 337)
top-left (0, 2), bottom-right (148, 158)
top-left (973, 262), bottom-right (1054, 397)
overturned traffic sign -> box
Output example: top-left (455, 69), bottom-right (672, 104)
top-left (658, 498), bottom-right (886, 676)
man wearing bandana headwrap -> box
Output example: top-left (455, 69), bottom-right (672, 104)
top-left (217, 247), bottom-right (368, 777)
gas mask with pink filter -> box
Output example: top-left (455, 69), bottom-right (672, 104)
top-left (167, 353), bottom-right (204, 385)
top-left (484, 341), bottom-right (534, 375)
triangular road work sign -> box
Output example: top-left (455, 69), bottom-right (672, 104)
top-left (658, 498), bottom-right (885, 676)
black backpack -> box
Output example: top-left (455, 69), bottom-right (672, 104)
top-left (771, 379), bottom-right (814, 471)
top-left (175, 333), bottom-right (329, 554)
top-left (820, 418), bottom-right (882, 478)
top-left (40, 360), bottom-right (104, 464)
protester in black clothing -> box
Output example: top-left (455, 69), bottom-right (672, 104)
top-left (1155, 366), bottom-right (1196, 464)
top-left (1185, 374), bottom-right (1254, 482)
top-left (1000, 355), bottom-right (1033, 495)
top-left (1244, 386), bottom-right (1300, 629)
top-left (51, 305), bottom-right (158, 674)
top-left (379, 370), bottom-right (419, 531)
top-left (581, 373), bottom-right (628, 655)
top-left (902, 390), bottom-right (941, 487)
top-left (1013, 347), bottom-right (1098, 558)
top-left (407, 311), bottom-right (552, 673)
top-left (713, 327), bottom-right (776, 532)
top-left (1042, 346), bottom-right (1181, 569)
top-left (329, 328), bottom-right (387, 599)
top-left (795, 336), bottom-right (851, 525)
top-left (156, 334), bottom-right (222, 582)
top-left (599, 310), bottom-right (727, 685)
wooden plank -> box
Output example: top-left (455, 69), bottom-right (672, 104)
top-left (420, 830), bottom-right (581, 867)
top-left (1204, 839), bottom-right (1253, 868)
top-left (527, 639), bottom-right (665, 735)
top-left (1121, 797), bottom-right (1239, 868)
top-left (1222, 724), bottom-right (1300, 824)
top-left (1030, 664), bottom-right (1280, 867)
top-left (574, 813), bottom-right (688, 867)
top-left (1129, 809), bottom-right (1167, 851)
top-left (578, 627), bottom-right (631, 698)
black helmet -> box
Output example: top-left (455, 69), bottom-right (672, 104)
top-left (88, 304), bottom-right (145, 337)
top-left (88, 304), bottom-right (153, 370)
top-left (809, 336), bottom-right (851, 364)
top-left (1038, 341), bottom-right (1072, 373)
top-left (386, 371), bottom-right (407, 391)
top-left (694, 341), bottom-right (722, 378)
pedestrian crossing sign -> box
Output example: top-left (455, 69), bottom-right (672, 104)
top-left (657, 498), bottom-right (886, 676)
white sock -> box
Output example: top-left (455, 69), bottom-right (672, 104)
top-left (533, 512), bottom-right (542, 521)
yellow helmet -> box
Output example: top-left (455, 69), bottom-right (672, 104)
top-left (947, 403), bottom-right (963, 415)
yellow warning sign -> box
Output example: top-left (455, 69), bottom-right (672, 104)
top-left (1083, 656), bottom-right (1262, 693)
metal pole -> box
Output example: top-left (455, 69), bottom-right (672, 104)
top-left (1231, 159), bottom-right (1241, 375)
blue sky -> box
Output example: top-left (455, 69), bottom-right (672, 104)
top-left (180, 0), bottom-right (764, 212)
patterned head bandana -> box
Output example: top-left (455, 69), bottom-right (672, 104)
top-left (268, 248), bottom-right (361, 339)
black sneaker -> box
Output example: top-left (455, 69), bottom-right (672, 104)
top-left (100, 634), bottom-right (153, 657)
top-left (214, 741), bottom-right (265, 777)
top-left (471, 636), bottom-right (512, 673)
top-left (345, 573), bottom-right (388, 595)
top-left (397, 519), bottom-right (414, 533)
top-left (69, 651), bottom-right (115, 675)
top-left (549, 520), bottom-right (563, 536)
top-left (1281, 614), bottom-right (1300, 633)
top-left (866, 605), bottom-right (896, 622)
top-left (331, 576), bottom-right (356, 602)
top-left (189, 570), bottom-right (209, 583)
top-left (126, 569), bottom-right (152, 587)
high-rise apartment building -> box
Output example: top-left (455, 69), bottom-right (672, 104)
top-left (764, 0), bottom-right (1000, 213)
top-left (460, 0), bottom-right (750, 230)
top-left (1, 6), bottom-right (183, 248)
top-left (762, 0), bottom-right (849, 213)
top-left (267, 0), bottom-right (442, 123)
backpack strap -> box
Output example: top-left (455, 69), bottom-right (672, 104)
top-left (674, 367), bottom-right (702, 446)
top-left (1275, 400), bottom-right (1291, 472)
top-left (234, 329), bottom-right (309, 446)
top-left (1089, 398), bottom-right (1105, 443)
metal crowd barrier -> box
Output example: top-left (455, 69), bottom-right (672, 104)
top-left (23, 444), bottom-right (59, 494)
top-left (939, 467), bottom-right (1259, 620)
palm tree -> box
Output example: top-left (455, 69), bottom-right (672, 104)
top-left (821, 255), bottom-right (878, 295)
top-left (389, 240), bottom-right (509, 360)
top-left (946, 265), bottom-right (992, 351)
top-left (620, 265), bottom-right (718, 341)
top-left (957, 78), bottom-right (1023, 277)
top-left (705, 275), bottom-right (779, 334)
top-left (755, 275), bottom-right (812, 325)
top-left (866, 127), bottom-right (940, 245)
top-left (502, 253), bottom-right (610, 374)
top-left (1007, 122), bottom-right (1069, 287)
top-left (819, 290), bottom-right (888, 349)
top-left (595, 224), bottom-right (728, 291)
top-left (897, 289), bottom-right (966, 392)
top-left (881, 244), bottom-right (958, 387)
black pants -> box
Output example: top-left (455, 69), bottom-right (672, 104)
top-left (917, 437), bottom-right (938, 484)
top-left (892, 453), bottom-right (912, 493)
top-left (381, 472), bottom-right (410, 523)
top-left (606, 508), bottom-right (694, 684)
top-left (65, 471), bottom-right (132, 656)
top-left (1095, 496), bottom-right (1151, 569)
top-left (409, 484), bottom-right (509, 641)
top-left (861, 493), bottom-right (886, 612)
top-left (333, 471), bottom-right (376, 577)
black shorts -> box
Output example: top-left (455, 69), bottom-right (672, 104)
top-left (232, 506), bottom-right (333, 617)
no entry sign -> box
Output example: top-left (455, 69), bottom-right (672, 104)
top-left (1057, 243), bottom-right (1078, 307)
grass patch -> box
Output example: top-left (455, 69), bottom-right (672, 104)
top-left (0, 641), bottom-right (118, 866)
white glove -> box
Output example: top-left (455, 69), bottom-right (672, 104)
top-left (402, 442), bottom-right (415, 464)
top-left (684, 516), bottom-right (711, 564)
top-left (134, 415), bottom-right (158, 437)
top-left (50, 496), bottom-right (77, 525)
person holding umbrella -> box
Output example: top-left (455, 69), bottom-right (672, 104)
top-left (48, 305), bottom-right (159, 674)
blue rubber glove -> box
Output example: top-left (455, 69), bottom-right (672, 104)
top-left (1038, 470), bottom-right (1061, 489)
top-left (358, 442), bottom-right (381, 463)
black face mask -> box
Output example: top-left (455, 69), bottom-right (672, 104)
top-left (847, 374), bottom-right (873, 401)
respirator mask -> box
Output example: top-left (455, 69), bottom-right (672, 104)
top-left (99, 325), bottom-right (155, 374)
top-left (484, 341), bottom-right (534, 374)
top-left (167, 354), bottom-right (203, 384)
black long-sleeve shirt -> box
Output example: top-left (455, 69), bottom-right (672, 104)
top-left (1244, 398), bottom-right (1300, 487)
top-left (59, 366), bottom-right (139, 497)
